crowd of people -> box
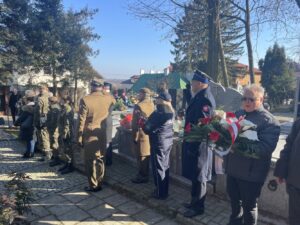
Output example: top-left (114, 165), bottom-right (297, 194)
top-left (7, 70), bottom-right (300, 225)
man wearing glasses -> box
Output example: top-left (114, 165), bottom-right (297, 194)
top-left (225, 84), bottom-right (280, 225)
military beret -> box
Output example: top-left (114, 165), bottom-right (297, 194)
top-left (91, 77), bottom-right (104, 87)
top-left (139, 88), bottom-right (151, 94)
top-left (192, 70), bottom-right (209, 84)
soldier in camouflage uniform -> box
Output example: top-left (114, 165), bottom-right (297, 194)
top-left (33, 84), bottom-right (51, 161)
top-left (58, 96), bottom-right (75, 174)
top-left (47, 96), bottom-right (62, 166)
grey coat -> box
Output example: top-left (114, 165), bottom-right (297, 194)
top-left (274, 119), bottom-right (300, 189)
top-left (225, 107), bottom-right (280, 183)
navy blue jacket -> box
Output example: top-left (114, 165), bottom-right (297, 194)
top-left (144, 110), bottom-right (174, 180)
top-left (182, 87), bottom-right (216, 181)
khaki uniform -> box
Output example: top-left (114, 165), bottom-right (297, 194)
top-left (47, 103), bottom-right (61, 158)
top-left (132, 98), bottom-right (155, 180)
top-left (78, 91), bottom-right (116, 189)
top-left (33, 94), bottom-right (50, 154)
top-left (59, 103), bottom-right (74, 163)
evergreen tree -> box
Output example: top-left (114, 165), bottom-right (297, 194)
top-left (0, 0), bottom-right (32, 83)
top-left (259, 43), bottom-right (295, 106)
top-left (28, 0), bottom-right (65, 95)
top-left (170, 0), bottom-right (244, 84)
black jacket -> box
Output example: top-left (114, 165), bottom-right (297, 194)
top-left (182, 87), bottom-right (216, 181)
top-left (225, 107), bottom-right (280, 183)
top-left (14, 103), bottom-right (35, 141)
top-left (274, 119), bottom-right (300, 189)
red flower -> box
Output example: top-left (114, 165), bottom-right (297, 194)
top-left (185, 123), bottom-right (191, 133)
top-left (200, 117), bottom-right (212, 125)
top-left (226, 112), bottom-right (236, 118)
top-left (209, 131), bottom-right (220, 142)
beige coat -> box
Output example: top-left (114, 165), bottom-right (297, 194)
top-left (78, 91), bottom-right (116, 156)
top-left (132, 98), bottom-right (155, 156)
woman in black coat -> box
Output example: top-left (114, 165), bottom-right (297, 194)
top-left (143, 91), bottom-right (174, 200)
top-left (14, 96), bottom-right (35, 158)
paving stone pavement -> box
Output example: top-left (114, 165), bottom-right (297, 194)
top-left (0, 133), bottom-right (179, 225)
top-left (0, 128), bottom-right (286, 225)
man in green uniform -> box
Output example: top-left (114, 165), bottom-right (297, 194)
top-left (33, 84), bottom-right (51, 161)
top-left (77, 77), bottom-right (116, 192)
top-left (47, 96), bottom-right (62, 167)
top-left (131, 88), bottom-right (155, 183)
top-left (58, 96), bottom-right (75, 174)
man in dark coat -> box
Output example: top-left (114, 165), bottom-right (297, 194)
top-left (274, 119), bottom-right (300, 225)
top-left (182, 70), bottom-right (216, 218)
top-left (9, 88), bottom-right (20, 124)
top-left (225, 84), bottom-right (280, 225)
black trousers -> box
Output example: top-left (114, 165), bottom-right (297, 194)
top-left (10, 106), bottom-right (17, 123)
top-left (191, 181), bottom-right (207, 211)
top-left (226, 175), bottom-right (263, 225)
top-left (287, 184), bottom-right (300, 225)
top-left (105, 142), bottom-right (113, 165)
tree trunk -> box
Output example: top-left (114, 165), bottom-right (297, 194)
top-left (207, 0), bottom-right (220, 81)
top-left (218, 18), bottom-right (229, 87)
top-left (245, 0), bottom-right (255, 84)
top-left (52, 67), bottom-right (57, 96)
top-left (74, 73), bottom-right (78, 107)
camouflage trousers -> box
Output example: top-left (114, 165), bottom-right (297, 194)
top-left (49, 129), bottom-right (59, 158)
top-left (59, 138), bottom-right (73, 163)
top-left (36, 127), bottom-right (50, 153)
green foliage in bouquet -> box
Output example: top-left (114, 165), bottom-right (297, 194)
top-left (113, 98), bottom-right (127, 111)
top-left (233, 137), bottom-right (260, 159)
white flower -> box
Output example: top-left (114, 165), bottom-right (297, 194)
top-left (239, 130), bottom-right (259, 141)
top-left (214, 110), bottom-right (226, 119)
top-left (239, 119), bottom-right (257, 131)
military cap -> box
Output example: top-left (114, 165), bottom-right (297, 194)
top-left (91, 77), bottom-right (104, 87)
top-left (49, 96), bottom-right (58, 103)
top-left (139, 88), bottom-right (151, 94)
top-left (192, 70), bottom-right (209, 84)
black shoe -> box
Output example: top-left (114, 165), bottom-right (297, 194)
top-left (84, 186), bottom-right (102, 192)
top-left (49, 159), bottom-right (61, 167)
top-left (131, 177), bottom-right (149, 184)
top-left (150, 192), bottom-right (168, 200)
top-left (22, 152), bottom-right (30, 158)
top-left (58, 163), bottom-right (68, 172)
top-left (28, 152), bottom-right (34, 158)
top-left (183, 208), bottom-right (204, 218)
top-left (60, 165), bottom-right (74, 174)
top-left (183, 202), bottom-right (193, 209)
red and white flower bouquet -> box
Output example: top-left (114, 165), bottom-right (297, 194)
top-left (184, 110), bottom-right (260, 158)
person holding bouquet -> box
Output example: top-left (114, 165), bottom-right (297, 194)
top-left (225, 84), bottom-right (280, 225)
top-left (143, 91), bottom-right (174, 199)
top-left (182, 70), bottom-right (216, 218)
top-left (131, 88), bottom-right (155, 184)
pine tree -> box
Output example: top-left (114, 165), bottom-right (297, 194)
top-left (0, 0), bottom-right (32, 83)
top-left (259, 43), bottom-right (295, 106)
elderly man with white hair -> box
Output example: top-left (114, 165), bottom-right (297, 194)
top-left (225, 84), bottom-right (280, 225)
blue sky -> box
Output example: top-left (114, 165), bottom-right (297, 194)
top-left (62, 0), bottom-right (298, 79)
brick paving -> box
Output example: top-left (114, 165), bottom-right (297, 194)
top-left (0, 128), bottom-right (287, 225)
